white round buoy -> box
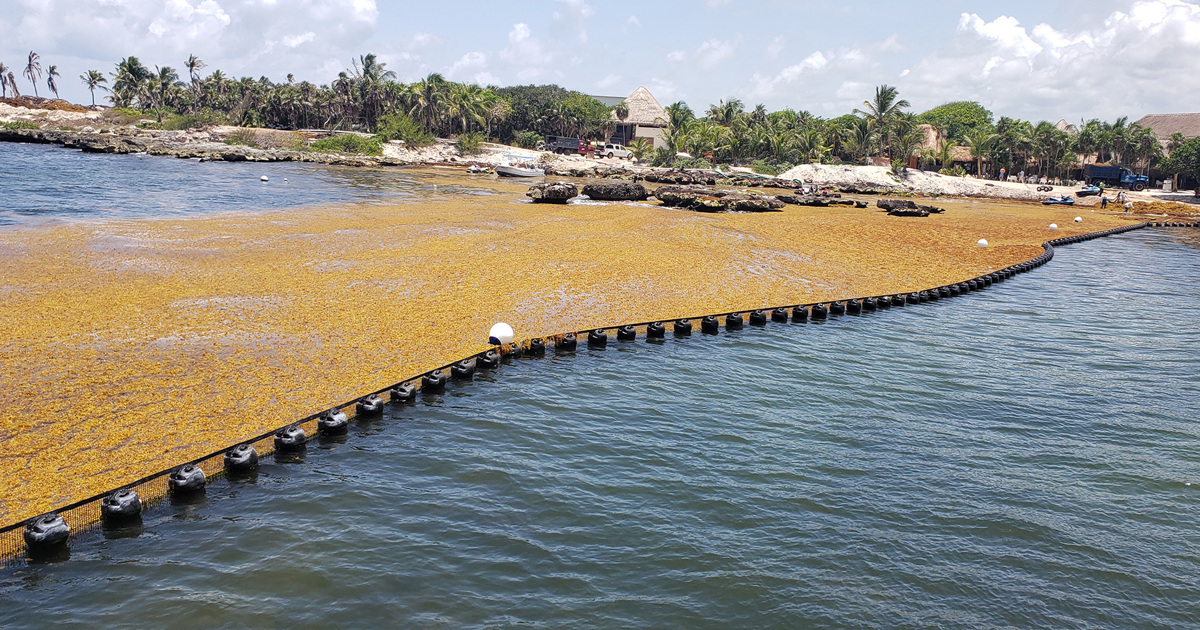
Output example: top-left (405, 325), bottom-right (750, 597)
top-left (977, 239), bottom-right (988, 247)
top-left (1049, 223), bottom-right (1058, 230)
top-left (488, 322), bottom-right (514, 345)
top-left (1074, 216), bottom-right (1082, 223)
top-left (260, 175), bottom-right (269, 182)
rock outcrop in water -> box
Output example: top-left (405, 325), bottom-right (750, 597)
top-left (876, 199), bottom-right (946, 217)
top-left (526, 182), bottom-right (579, 204)
top-left (654, 186), bottom-right (785, 212)
top-left (581, 181), bottom-right (649, 201)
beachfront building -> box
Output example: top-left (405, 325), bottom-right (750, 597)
top-left (1136, 112), bottom-right (1200, 154)
top-left (591, 87), bottom-right (669, 149)
top-left (1137, 113), bottom-right (1200, 191)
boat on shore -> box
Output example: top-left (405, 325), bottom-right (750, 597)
top-left (495, 164), bottom-right (545, 178)
top-left (1042, 196), bottom-right (1076, 205)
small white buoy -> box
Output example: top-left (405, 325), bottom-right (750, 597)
top-left (283, 178), bottom-right (288, 182)
top-left (488, 322), bottom-right (514, 345)
top-left (1049, 223), bottom-right (1058, 230)
top-left (1074, 216), bottom-right (1082, 223)
top-left (977, 238), bottom-right (988, 248)
top-left (260, 175), bottom-right (269, 182)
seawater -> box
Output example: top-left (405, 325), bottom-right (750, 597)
top-left (0, 224), bottom-right (1196, 627)
top-left (0, 142), bottom-right (494, 226)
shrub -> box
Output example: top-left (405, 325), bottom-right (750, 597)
top-left (1, 121), bottom-right (40, 130)
top-left (224, 128), bottom-right (261, 148)
top-left (890, 157), bottom-right (907, 175)
top-left (104, 107), bottom-right (145, 124)
top-left (455, 131), bottom-right (485, 155)
top-left (156, 109), bottom-right (228, 131)
top-left (939, 166), bottom-right (967, 177)
top-left (310, 134), bottom-right (382, 155)
top-left (749, 159), bottom-right (795, 176)
top-left (515, 130), bottom-right (543, 149)
top-left (649, 146), bottom-right (674, 167)
top-left (376, 112), bottom-right (434, 148)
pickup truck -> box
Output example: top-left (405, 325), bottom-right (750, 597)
top-left (597, 143), bottom-right (632, 159)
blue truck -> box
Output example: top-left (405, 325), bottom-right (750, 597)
top-left (1085, 164), bottom-right (1149, 191)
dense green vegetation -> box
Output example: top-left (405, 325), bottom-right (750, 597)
top-left (3, 48), bottom-right (1181, 174)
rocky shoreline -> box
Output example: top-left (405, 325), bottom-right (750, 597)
top-left (4, 126), bottom-right (1194, 213)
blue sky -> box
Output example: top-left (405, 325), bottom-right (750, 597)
top-left (2, 0), bottom-right (1198, 122)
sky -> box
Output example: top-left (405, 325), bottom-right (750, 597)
top-left (2, 0), bottom-right (1199, 122)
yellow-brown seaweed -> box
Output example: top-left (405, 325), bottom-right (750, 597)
top-left (0, 173), bottom-right (1137, 525)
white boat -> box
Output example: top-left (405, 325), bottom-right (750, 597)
top-left (495, 164), bottom-right (545, 178)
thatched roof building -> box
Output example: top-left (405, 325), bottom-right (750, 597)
top-left (614, 86), bottom-right (668, 127)
top-left (1136, 113), bottom-right (1200, 154)
top-left (598, 86), bottom-right (670, 148)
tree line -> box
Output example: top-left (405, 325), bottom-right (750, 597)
top-left (3, 50), bottom-right (1194, 183)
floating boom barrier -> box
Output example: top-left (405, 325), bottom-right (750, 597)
top-left (3, 220), bottom-right (1197, 563)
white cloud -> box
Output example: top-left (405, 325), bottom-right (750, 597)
top-left (446, 51), bottom-right (487, 80)
top-left (766, 35), bottom-right (785, 60)
top-left (666, 50), bottom-right (686, 63)
top-left (694, 37), bottom-right (739, 67)
top-left (408, 32), bottom-right (442, 50)
top-left (553, 0), bottom-right (595, 43)
top-left (626, 15), bottom-right (642, 28)
top-left (597, 73), bottom-right (621, 90)
top-left (6, 0), bottom-right (380, 98)
top-left (905, 0), bottom-right (1200, 119)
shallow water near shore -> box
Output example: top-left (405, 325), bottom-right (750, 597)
top-left (1, 228), bottom-right (1197, 628)
top-left (0, 142), bottom-right (501, 226)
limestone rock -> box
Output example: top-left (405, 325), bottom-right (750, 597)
top-left (526, 182), bottom-right (579, 204)
top-left (581, 181), bottom-right (649, 201)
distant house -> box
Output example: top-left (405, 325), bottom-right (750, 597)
top-left (1136, 113), bottom-right (1200, 155)
top-left (592, 87), bottom-right (669, 149)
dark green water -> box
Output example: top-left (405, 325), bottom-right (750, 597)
top-left (1, 227), bottom-right (1198, 628)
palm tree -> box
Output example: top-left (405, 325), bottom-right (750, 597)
top-left (350, 53), bottom-right (397, 130)
top-left (23, 51), bottom-right (42, 98)
top-left (0, 62), bottom-right (8, 98)
top-left (967, 130), bottom-right (996, 177)
top-left (46, 65), bottom-right (61, 99)
top-left (853, 84), bottom-right (910, 156)
top-left (407, 73), bottom-right (448, 133)
top-left (111, 57), bottom-right (152, 107)
top-left (185, 55), bottom-right (206, 86)
top-left (3, 69), bottom-right (18, 98)
top-left (79, 70), bottom-right (107, 106)
top-left (706, 98), bottom-right (744, 126)
top-left (664, 101), bottom-right (694, 129)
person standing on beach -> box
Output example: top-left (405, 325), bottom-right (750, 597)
top-left (1101, 194), bottom-right (1109, 209)
top-left (1117, 190), bottom-right (1127, 205)
top-left (1000, 167), bottom-right (1006, 181)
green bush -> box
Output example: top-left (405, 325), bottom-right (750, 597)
top-left (891, 157), bottom-right (908, 175)
top-left (104, 107), bottom-right (144, 124)
top-left (513, 130), bottom-right (543, 149)
top-left (375, 112), bottom-right (434, 148)
top-left (2, 121), bottom-right (40, 130)
top-left (156, 109), bottom-right (227, 131)
top-left (939, 166), bottom-right (967, 177)
top-left (750, 159), bottom-right (795, 176)
top-left (310, 134), bottom-right (383, 155)
top-left (224, 128), bottom-right (260, 148)
top-left (455, 131), bottom-right (485, 155)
